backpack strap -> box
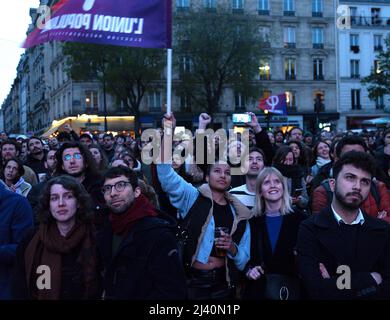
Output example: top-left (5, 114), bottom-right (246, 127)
top-left (370, 181), bottom-right (381, 210)
top-left (320, 179), bottom-right (333, 204)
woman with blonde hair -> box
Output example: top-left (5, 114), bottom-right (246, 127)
top-left (242, 167), bottom-right (306, 300)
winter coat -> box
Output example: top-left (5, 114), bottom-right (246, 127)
top-left (98, 212), bottom-right (187, 300)
top-left (0, 186), bottom-right (33, 299)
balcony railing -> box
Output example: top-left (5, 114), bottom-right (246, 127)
top-left (314, 74), bottom-right (324, 80)
top-left (312, 12), bottom-right (323, 17)
top-left (150, 106), bottom-right (162, 112)
top-left (259, 75), bottom-right (271, 80)
top-left (258, 10), bottom-right (269, 15)
top-left (351, 16), bottom-right (390, 27)
top-left (176, 6), bottom-right (189, 12)
top-left (285, 74), bottom-right (296, 80)
top-left (350, 74), bottom-right (360, 79)
top-left (232, 8), bottom-right (244, 14)
top-left (284, 11), bottom-right (295, 16)
top-left (284, 42), bottom-right (296, 48)
top-left (313, 43), bottom-right (324, 49)
top-left (374, 45), bottom-right (383, 51)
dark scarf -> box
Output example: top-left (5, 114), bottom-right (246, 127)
top-left (109, 194), bottom-right (157, 235)
top-left (24, 222), bottom-right (99, 300)
top-left (273, 164), bottom-right (304, 194)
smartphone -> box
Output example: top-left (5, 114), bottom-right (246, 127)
top-left (232, 113), bottom-right (251, 124)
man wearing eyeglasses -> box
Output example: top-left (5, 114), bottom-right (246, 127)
top-left (98, 166), bottom-right (187, 299)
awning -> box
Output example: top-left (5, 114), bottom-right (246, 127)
top-left (41, 120), bottom-right (82, 138)
top-left (362, 117), bottom-right (390, 125)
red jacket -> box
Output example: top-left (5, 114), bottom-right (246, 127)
top-left (311, 180), bottom-right (390, 223)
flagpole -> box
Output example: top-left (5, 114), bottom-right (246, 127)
top-left (166, 48), bottom-right (172, 116)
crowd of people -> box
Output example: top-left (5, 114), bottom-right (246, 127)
top-left (0, 112), bottom-right (390, 300)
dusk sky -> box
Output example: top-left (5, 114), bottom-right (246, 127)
top-left (0, 0), bottom-right (39, 105)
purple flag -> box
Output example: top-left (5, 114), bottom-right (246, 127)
top-left (23, 0), bottom-right (172, 49)
top-left (258, 93), bottom-right (288, 115)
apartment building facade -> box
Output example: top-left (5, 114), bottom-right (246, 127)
top-left (338, 0), bottom-right (390, 130)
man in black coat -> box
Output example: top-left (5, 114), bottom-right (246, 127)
top-left (98, 166), bottom-right (187, 300)
top-left (297, 151), bottom-right (390, 299)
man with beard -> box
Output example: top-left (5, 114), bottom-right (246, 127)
top-left (230, 147), bottom-right (265, 210)
top-left (297, 151), bottom-right (390, 299)
top-left (24, 137), bottom-right (48, 181)
top-left (98, 166), bottom-right (187, 299)
top-left (311, 136), bottom-right (390, 221)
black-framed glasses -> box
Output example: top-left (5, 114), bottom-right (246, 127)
top-left (101, 181), bottom-right (131, 195)
top-left (63, 153), bottom-right (83, 161)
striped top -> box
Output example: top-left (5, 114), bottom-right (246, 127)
top-left (229, 184), bottom-right (256, 210)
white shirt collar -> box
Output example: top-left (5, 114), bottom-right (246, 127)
top-left (331, 205), bottom-right (365, 225)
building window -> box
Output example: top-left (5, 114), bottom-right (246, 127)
top-left (235, 92), bottom-right (246, 110)
top-left (180, 94), bottom-right (192, 111)
top-left (149, 91), bottom-right (162, 111)
top-left (176, 0), bottom-right (189, 11)
top-left (259, 59), bottom-right (271, 80)
top-left (285, 91), bottom-right (296, 110)
top-left (375, 95), bottom-right (384, 110)
top-left (371, 8), bottom-right (381, 25)
top-left (284, 27), bottom-right (296, 48)
top-left (232, 0), bottom-right (243, 13)
top-left (203, 0), bottom-right (216, 10)
top-left (374, 35), bottom-right (383, 51)
top-left (314, 91), bottom-right (325, 112)
top-left (313, 59), bottom-right (324, 80)
top-left (180, 56), bottom-right (193, 77)
top-left (350, 7), bottom-right (357, 25)
top-left (285, 58), bottom-right (296, 80)
top-left (85, 91), bottom-right (98, 113)
top-left (350, 34), bottom-right (359, 53)
top-left (312, 0), bottom-right (323, 17)
top-left (258, 0), bottom-right (269, 15)
top-left (259, 26), bottom-right (270, 44)
top-left (350, 60), bottom-right (360, 78)
top-left (351, 89), bottom-right (361, 110)
top-left (312, 27), bottom-right (324, 49)
top-left (284, 0), bottom-right (295, 16)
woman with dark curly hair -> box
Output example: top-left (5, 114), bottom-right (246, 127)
top-left (12, 175), bottom-right (101, 300)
